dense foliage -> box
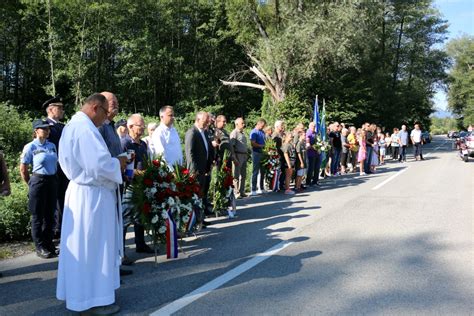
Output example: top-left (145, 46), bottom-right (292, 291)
top-left (1, 0), bottom-right (449, 130)
top-left (446, 35), bottom-right (474, 128)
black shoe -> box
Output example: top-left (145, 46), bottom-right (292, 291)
top-left (36, 247), bottom-right (53, 259)
top-left (45, 244), bottom-right (59, 256)
top-left (136, 245), bottom-right (154, 254)
top-left (120, 269), bottom-right (133, 276)
top-left (122, 256), bottom-right (134, 266)
top-left (202, 220), bottom-right (213, 226)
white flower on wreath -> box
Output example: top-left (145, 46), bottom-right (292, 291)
top-left (183, 215), bottom-right (189, 222)
top-left (151, 215), bottom-right (159, 224)
top-left (158, 226), bottom-right (166, 234)
top-left (150, 187), bottom-right (157, 195)
top-left (162, 210), bottom-right (169, 219)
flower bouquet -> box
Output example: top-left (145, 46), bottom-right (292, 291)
top-left (261, 138), bottom-right (281, 191)
top-left (212, 152), bottom-right (236, 218)
top-left (127, 156), bottom-right (203, 263)
top-left (315, 138), bottom-right (331, 153)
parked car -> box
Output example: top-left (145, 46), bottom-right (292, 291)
top-left (421, 131), bottom-right (431, 143)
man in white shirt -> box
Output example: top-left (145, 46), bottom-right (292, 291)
top-left (152, 105), bottom-right (183, 169)
top-left (410, 123), bottom-right (423, 161)
top-left (398, 124), bottom-right (409, 162)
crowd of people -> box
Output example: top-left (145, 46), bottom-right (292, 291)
top-left (12, 91), bottom-right (428, 314)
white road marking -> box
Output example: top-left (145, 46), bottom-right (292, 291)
top-left (150, 240), bottom-right (294, 316)
top-left (372, 167), bottom-right (409, 190)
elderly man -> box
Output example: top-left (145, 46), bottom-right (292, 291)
top-left (98, 92), bottom-right (123, 158)
top-left (98, 92), bottom-right (134, 272)
top-left (398, 124), bottom-right (408, 162)
top-left (121, 114), bottom-right (153, 254)
top-left (230, 117), bottom-right (248, 198)
top-left (43, 96), bottom-right (69, 239)
top-left (142, 122), bottom-right (157, 159)
top-left (185, 111), bottom-right (214, 227)
top-left (250, 118), bottom-right (267, 195)
top-left (152, 105), bottom-right (183, 167)
top-left (56, 93), bottom-right (128, 314)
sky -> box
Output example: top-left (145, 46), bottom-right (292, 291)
top-left (432, 0), bottom-right (474, 113)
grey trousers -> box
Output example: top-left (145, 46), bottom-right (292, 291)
top-left (233, 153), bottom-right (247, 196)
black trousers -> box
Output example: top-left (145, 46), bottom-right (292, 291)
top-left (392, 147), bottom-right (400, 160)
top-left (306, 153), bottom-right (321, 185)
top-left (28, 175), bottom-right (58, 250)
top-left (399, 145), bottom-right (407, 161)
top-left (54, 167), bottom-right (69, 234)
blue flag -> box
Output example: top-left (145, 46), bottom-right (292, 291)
top-left (319, 99), bottom-right (327, 171)
top-left (319, 99), bottom-right (326, 142)
top-left (313, 95), bottom-right (320, 134)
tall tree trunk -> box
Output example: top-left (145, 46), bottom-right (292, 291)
top-left (14, 22), bottom-right (21, 103)
top-left (392, 15), bottom-right (404, 90)
top-left (46, 0), bottom-right (56, 96)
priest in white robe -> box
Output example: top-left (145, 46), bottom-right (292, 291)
top-left (56, 93), bottom-right (127, 314)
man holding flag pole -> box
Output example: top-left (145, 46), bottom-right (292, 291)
top-left (306, 96), bottom-right (322, 186)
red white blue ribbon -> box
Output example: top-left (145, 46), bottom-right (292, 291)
top-left (186, 209), bottom-right (197, 232)
top-left (271, 169), bottom-right (280, 192)
top-left (166, 210), bottom-right (178, 259)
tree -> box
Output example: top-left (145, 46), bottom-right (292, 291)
top-left (446, 35), bottom-right (474, 128)
top-left (222, 1), bottom-right (366, 104)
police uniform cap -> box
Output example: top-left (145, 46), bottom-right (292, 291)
top-left (115, 119), bottom-right (127, 129)
top-left (32, 119), bottom-right (50, 130)
top-left (42, 96), bottom-right (63, 109)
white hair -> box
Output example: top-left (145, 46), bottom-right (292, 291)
top-left (127, 113), bottom-right (144, 127)
top-left (147, 122), bottom-right (158, 130)
top-left (274, 120), bottom-right (284, 129)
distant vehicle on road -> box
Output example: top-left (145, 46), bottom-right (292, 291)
top-left (422, 131), bottom-right (431, 143)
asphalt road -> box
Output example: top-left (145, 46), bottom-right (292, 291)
top-left (1, 136), bottom-right (473, 315)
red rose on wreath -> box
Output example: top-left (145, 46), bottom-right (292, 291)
top-left (224, 175), bottom-right (234, 188)
top-left (182, 168), bottom-right (190, 175)
top-left (152, 159), bottom-right (160, 167)
top-left (143, 203), bottom-right (151, 215)
top-left (143, 178), bottom-right (153, 187)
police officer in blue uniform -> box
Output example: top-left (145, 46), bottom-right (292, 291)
top-left (20, 119), bottom-right (58, 259)
top-left (43, 96), bottom-right (69, 239)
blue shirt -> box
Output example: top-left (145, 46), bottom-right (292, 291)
top-left (98, 120), bottom-right (124, 157)
top-left (250, 128), bottom-right (265, 153)
top-left (21, 139), bottom-right (58, 175)
top-left (121, 135), bottom-right (148, 171)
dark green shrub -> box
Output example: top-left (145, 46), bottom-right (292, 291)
top-left (0, 182), bottom-right (31, 241)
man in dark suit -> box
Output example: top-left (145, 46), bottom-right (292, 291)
top-left (43, 96), bottom-right (69, 239)
top-left (185, 111), bottom-right (214, 228)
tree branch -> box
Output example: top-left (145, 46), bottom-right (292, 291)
top-left (220, 80), bottom-right (266, 90)
top-left (250, 1), bottom-right (269, 40)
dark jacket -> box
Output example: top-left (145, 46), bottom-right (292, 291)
top-left (46, 118), bottom-right (65, 150)
top-left (185, 126), bottom-right (214, 175)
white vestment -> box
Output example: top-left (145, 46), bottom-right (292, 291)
top-left (56, 111), bottom-right (123, 312)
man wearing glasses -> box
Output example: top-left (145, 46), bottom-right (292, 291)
top-left (121, 114), bottom-right (154, 254)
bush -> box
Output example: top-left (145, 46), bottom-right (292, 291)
top-left (0, 102), bottom-right (34, 182)
top-left (0, 182), bottom-right (31, 242)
